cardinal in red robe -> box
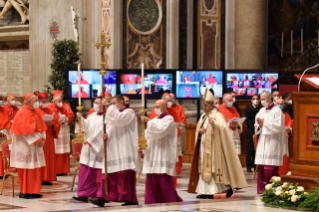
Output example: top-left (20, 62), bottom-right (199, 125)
top-left (49, 90), bottom-right (75, 176)
top-left (268, 75), bottom-right (276, 81)
top-left (126, 86), bottom-right (137, 94)
top-left (206, 74), bottom-right (217, 84)
top-left (124, 76), bottom-right (136, 84)
top-left (75, 74), bottom-right (89, 85)
top-left (3, 94), bottom-right (19, 124)
top-left (10, 94), bottom-right (47, 199)
top-left (256, 75), bottom-right (263, 81)
top-left (75, 87), bottom-right (89, 98)
top-left (0, 99), bottom-right (11, 179)
top-left (38, 92), bottom-right (61, 185)
top-left (277, 99), bottom-right (293, 175)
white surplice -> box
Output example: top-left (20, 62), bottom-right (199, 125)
top-left (143, 114), bottom-right (177, 176)
top-left (102, 105), bottom-right (139, 174)
top-left (75, 112), bottom-right (104, 169)
top-left (227, 122), bottom-right (242, 155)
top-left (254, 106), bottom-right (285, 166)
top-left (10, 132), bottom-right (46, 169)
top-left (195, 113), bottom-right (230, 195)
top-left (54, 114), bottom-right (70, 154)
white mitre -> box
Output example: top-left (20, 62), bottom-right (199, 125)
top-left (203, 88), bottom-right (215, 104)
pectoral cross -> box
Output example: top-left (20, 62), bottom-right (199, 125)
top-left (206, 153), bottom-right (211, 168)
top-left (216, 168), bottom-right (223, 182)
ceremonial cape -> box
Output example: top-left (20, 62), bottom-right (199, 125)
top-left (188, 108), bottom-right (247, 193)
top-left (3, 104), bottom-right (19, 121)
top-left (0, 106), bottom-right (10, 130)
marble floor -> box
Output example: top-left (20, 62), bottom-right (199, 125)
top-left (0, 164), bottom-right (295, 212)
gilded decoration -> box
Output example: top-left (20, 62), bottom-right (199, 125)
top-left (311, 122), bottom-right (319, 142)
top-left (202, 0), bottom-right (217, 16)
top-left (101, 0), bottom-right (111, 69)
top-left (126, 0), bottom-right (164, 69)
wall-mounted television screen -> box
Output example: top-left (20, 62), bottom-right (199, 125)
top-left (176, 70), bottom-right (223, 98)
top-left (225, 71), bottom-right (278, 99)
top-left (66, 70), bottom-right (117, 99)
top-left (119, 73), bottom-right (173, 95)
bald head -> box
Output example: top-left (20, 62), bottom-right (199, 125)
top-left (169, 93), bottom-right (176, 100)
top-left (163, 94), bottom-right (173, 102)
top-left (155, 99), bottom-right (167, 114)
top-left (276, 98), bottom-right (284, 107)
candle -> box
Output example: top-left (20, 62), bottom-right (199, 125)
top-left (281, 32), bottom-right (284, 58)
top-left (291, 30), bottom-right (293, 56)
top-left (318, 30), bottom-right (319, 54)
top-left (141, 63), bottom-right (145, 108)
top-left (215, 34), bottom-right (218, 68)
top-left (301, 29), bottom-right (303, 53)
top-left (78, 63), bottom-right (81, 105)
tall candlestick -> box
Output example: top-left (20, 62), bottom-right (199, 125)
top-left (291, 30), bottom-right (293, 56)
top-left (78, 63), bottom-right (81, 105)
top-left (301, 29), bottom-right (303, 53)
top-left (141, 63), bottom-right (145, 108)
top-left (281, 32), bottom-right (284, 58)
top-left (215, 35), bottom-right (218, 68)
top-left (318, 30), bottom-right (319, 55)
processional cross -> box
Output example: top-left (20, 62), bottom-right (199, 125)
top-left (95, 31), bottom-right (111, 195)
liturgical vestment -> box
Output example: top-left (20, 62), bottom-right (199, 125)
top-left (38, 106), bottom-right (60, 182)
top-left (97, 105), bottom-right (139, 203)
top-left (188, 108), bottom-right (247, 194)
top-left (49, 102), bottom-right (74, 174)
top-left (10, 106), bottom-right (47, 194)
top-left (143, 113), bottom-right (183, 204)
top-left (75, 112), bottom-right (104, 198)
top-left (0, 106), bottom-right (11, 178)
top-left (279, 111), bottom-right (293, 175)
top-left (217, 104), bottom-right (242, 155)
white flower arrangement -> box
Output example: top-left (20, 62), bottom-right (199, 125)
top-left (282, 182), bottom-right (289, 188)
top-left (265, 184), bottom-right (272, 190)
top-left (276, 187), bottom-right (283, 191)
top-left (291, 195), bottom-right (300, 203)
top-left (297, 186), bottom-right (304, 192)
top-left (289, 189), bottom-right (296, 196)
top-left (275, 190), bottom-right (283, 196)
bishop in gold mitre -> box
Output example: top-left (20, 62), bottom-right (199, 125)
top-left (187, 88), bottom-right (247, 199)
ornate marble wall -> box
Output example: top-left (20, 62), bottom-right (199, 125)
top-left (124, 0), bottom-right (166, 69)
top-left (197, 0), bottom-right (223, 69)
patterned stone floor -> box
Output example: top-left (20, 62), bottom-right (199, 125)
top-left (0, 164), bottom-right (295, 212)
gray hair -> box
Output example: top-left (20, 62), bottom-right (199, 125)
top-left (261, 90), bottom-right (271, 99)
top-left (223, 94), bottom-right (232, 101)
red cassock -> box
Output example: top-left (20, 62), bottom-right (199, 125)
top-left (38, 107), bottom-right (61, 182)
top-left (75, 91), bottom-right (89, 98)
top-left (48, 103), bottom-right (74, 175)
top-left (3, 104), bottom-right (19, 122)
top-left (11, 106), bottom-right (48, 194)
top-left (279, 111), bottom-right (293, 175)
top-left (217, 104), bottom-right (240, 123)
top-left (0, 106), bottom-right (11, 177)
top-left (206, 78), bottom-right (217, 84)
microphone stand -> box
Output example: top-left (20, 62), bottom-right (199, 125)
top-left (271, 45), bottom-right (319, 86)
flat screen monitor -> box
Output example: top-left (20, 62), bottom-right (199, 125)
top-left (66, 70), bottom-right (117, 99)
top-left (119, 73), bottom-right (173, 97)
top-left (176, 70), bottom-right (223, 98)
top-left (225, 71), bottom-right (279, 99)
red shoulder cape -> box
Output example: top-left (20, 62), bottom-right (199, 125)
top-left (11, 105), bottom-right (48, 135)
top-left (0, 107), bottom-right (11, 129)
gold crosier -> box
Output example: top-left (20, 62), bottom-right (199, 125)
top-left (95, 31), bottom-right (111, 195)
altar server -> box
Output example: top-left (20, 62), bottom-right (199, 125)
top-left (87, 94), bottom-right (111, 118)
top-left (188, 89), bottom-right (247, 199)
top-left (255, 91), bottom-right (285, 194)
top-left (89, 95), bottom-right (139, 207)
top-left (218, 94), bottom-right (243, 155)
top-left (3, 94), bottom-right (19, 124)
top-left (0, 96), bottom-right (11, 179)
top-left (276, 98), bottom-right (293, 175)
top-left (141, 99), bottom-right (183, 204)
top-left (49, 90), bottom-right (75, 176)
top-left (38, 92), bottom-right (61, 185)
top-left (123, 95), bottom-right (139, 124)
top-left (10, 94), bottom-right (47, 199)
top-left (72, 97), bottom-right (104, 202)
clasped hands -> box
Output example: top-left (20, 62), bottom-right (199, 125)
top-left (229, 121), bottom-right (239, 129)
top-left (199, 118), bottom-right (214, 135)
top-left (256, 117), bottom-right (264, 127)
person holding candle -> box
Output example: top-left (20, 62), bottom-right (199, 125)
top-left (72, 97), bottom-right (105, 203)
top-left (140, 99), bottom-right (183, 204)
top-left (48, 90), bottom-right (75, 176)
top-left (89, 95), bottom-right (139, 207)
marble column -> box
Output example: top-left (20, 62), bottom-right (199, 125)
top-left (166, 0), bottom-right (179, 69)
top-left (110, 0), bottom-right (123, 69)
top-left (225, 0), bottom-right (235, 69)
top-left (234, 0), bottom-right (268, 69)
top-left (187, 0), bottom-right (193, 69)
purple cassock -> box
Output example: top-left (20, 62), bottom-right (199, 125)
top-left (257, 165), bottom-right (279, 194)
top-left (145, 173), bottom-right (183, 204)
top-left (77, 164), bottom-right (99, 198)
top-left (97, 170), bottom-right (138, 202)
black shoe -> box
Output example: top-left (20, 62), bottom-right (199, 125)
top-left (72, 196), bottom-right (89, 203)
top-left (121, 201), bottom-right (139, 206)
top-left (89, 197), bottom-right (108, 207)
top-left (0, 175), bottom-right (7, 180)
top-left (29, 193), bottom-right (43, 198)
top-left (19, 192), bottom-right (33, 199)
top-left (226, 188), bottom-right (234, 198)
top-left (57, 174), bottom-right (68, 176)
top-left (42, 182), bottom-right (53, 186)
top-left (247, 168), bottom-right (252, 173)
top-left (196, 194), bottom-right (213, 199)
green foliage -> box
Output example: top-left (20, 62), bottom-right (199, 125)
top-left (299, 180), bottom-right (319, 212)
top-left (45, 39), bottom-right (82, 101)
top-left (46, 39), bottom-right (82, 136)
